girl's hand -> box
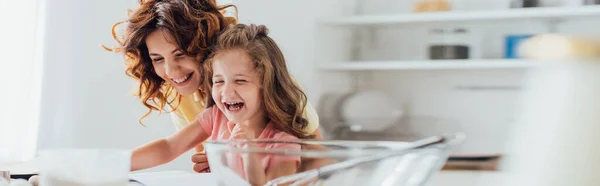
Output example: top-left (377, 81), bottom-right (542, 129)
top-left (229, 121), bottom-right (255, 139)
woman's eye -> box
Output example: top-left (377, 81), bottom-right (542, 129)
top-left (235, 79), bottom-right (247, 83)
top-left (213, 80), bottom-right (224, 84)
top-left (175, 53), bottom-right (185, 57)
top-left (152, 57), bottom-right (164, 63)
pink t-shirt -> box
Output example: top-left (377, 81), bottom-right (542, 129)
top-left (197, 106), bottom-right (301, 177)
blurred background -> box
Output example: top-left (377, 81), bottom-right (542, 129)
top-left (2, 0), bottom-right (600, 185)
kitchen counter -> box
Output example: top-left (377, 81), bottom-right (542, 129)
top-left (7, 159), bottom-right (506, 186)
top-left (429, 171), bottom-right (507, 186)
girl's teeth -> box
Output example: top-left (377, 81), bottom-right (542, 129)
top-left (226, 102), bottom-right (243, 111)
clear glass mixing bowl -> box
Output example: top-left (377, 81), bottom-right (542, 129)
top-left (205, 134), bottom-right (464, 186)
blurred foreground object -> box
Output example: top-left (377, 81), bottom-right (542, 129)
top-left (0, 172), bottom-right (8, 183)
top-left (0, 176), bottom-right (32, 186)
top-left (502, 61), bottom-right (600, 185)
top-left (518, 34), bottom-right (600, 60)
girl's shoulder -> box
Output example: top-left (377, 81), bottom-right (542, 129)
top-left (263, 124), bottom-right (301, 150)
top-left (197, 105), bottom-right (222, 121)
top-left (264, 122), bottom-right (300, 141)
top-left (196, 106), bottom-right (230, 138)
top-left (273, 130), bottom-right (299, 141)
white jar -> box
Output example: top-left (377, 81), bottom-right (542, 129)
top-left (427, 27), bottom-right (472, 59)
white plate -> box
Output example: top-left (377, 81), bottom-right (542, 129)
top-left (340, 90), bottom-right (403, 132)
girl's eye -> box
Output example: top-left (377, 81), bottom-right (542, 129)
top-left (213, 80), bottom-right (224, 84)
top-left (235, 80), bottom-right (247, 83)
top-left (175, 53), bottom-right (185, 57)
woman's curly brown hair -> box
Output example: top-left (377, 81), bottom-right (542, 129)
top-left (203, 24), bottom-right (314, 139)
top-left (104, 0), bottom-right (236, 124)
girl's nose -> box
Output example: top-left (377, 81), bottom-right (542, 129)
top-left (222, 82), bottom-right (236, 96)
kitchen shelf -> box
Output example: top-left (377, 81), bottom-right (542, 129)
top-left (318, 59), bottom-right (540, 71)
top-left (319, 5), bottom-right (600, 26)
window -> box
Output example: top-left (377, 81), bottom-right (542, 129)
top-left (0, 0), bottom-right (44, 165)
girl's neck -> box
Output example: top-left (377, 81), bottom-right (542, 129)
top-left (247, 112), bottom-right (268, 138)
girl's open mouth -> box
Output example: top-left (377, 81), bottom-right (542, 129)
top-left (224, 101), bottom-right (244, 111)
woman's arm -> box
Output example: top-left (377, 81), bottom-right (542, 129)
top-left (131, 118), bottom-right (209, 171)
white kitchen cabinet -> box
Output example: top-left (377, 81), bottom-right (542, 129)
top-left (313, 3), bottom-right (600, 185)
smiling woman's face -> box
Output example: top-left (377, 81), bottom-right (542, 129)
top-left (145, 30), bottom-right (202, 96)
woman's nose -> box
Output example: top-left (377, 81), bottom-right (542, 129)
top-left (164, 59), bottom-right (181, 77)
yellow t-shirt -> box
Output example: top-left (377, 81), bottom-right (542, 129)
top-left (169, 91), bottom-right (320, 136)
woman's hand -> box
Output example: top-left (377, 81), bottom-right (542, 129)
top-left (191, 152), bottom-right (210, 173)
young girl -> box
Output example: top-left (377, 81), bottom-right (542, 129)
top-left (131, 24), bottom-right (313, 185)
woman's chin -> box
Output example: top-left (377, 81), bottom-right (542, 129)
top-left (175, 87), bottom-right (199, 96)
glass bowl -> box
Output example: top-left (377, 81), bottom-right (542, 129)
top-left (205, 134), bottom-right (464, 186)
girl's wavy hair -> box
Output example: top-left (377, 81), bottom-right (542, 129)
top-left (104, 0), bottom-right (237, 124)
top-left (203, 24), bottom-right (314, 139)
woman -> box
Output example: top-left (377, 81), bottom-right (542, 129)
top-left (106, 0), bottom-right (322, 172)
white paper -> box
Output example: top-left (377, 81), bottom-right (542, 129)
top-left (129, 171), bottom-right (217, 186)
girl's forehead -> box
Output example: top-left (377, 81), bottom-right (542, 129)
top-left (215, 48), bottom-right (250, 60)
top-left (212, 49), bottom-right (256, 74)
